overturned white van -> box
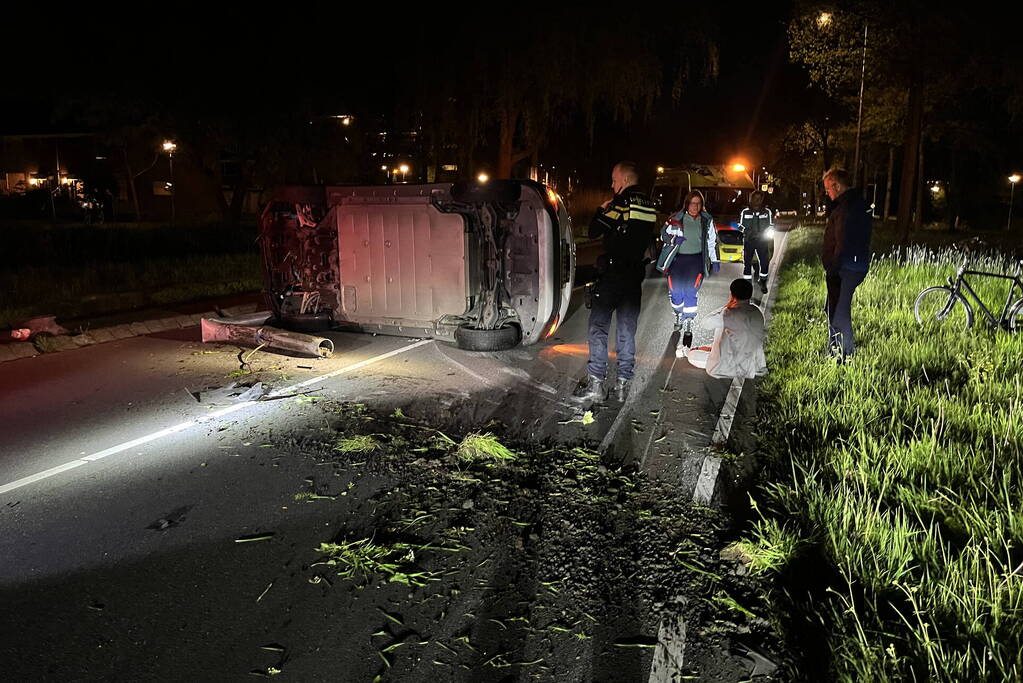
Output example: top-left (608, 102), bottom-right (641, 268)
top-left (258, 180), bottom-right (575, 351)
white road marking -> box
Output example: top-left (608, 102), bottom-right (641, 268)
top-left (648, 230), bottom-right (791, 683)
top-left (648, 609), bottom-right (688, 682)
top-left (710, 377), bottom-right (744, 447)
top-left (0, 339), bottom-right (434, 497)
top-left (692, 455), bottom-right (721, 505)
top-left (0, 460), bottom-right (89, 495)
top-left (709, 230), bottom-right (790, 448)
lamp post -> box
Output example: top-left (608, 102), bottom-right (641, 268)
top-left (1009, 174), bottom-right (1020, 231)
top-left (162, 141), bottom-right (177, 225)
top-left (819, 12), bottom-right (867, 187)
top-left (399, 164), bottom-right (410, 183)
top-left (853, 20), bottom-right (868, 188)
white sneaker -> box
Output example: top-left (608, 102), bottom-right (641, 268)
top-left (675, 344), bottom-right (688, 359)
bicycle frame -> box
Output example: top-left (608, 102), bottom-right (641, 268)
top-left (947, 265), bottom-right (1023, 327)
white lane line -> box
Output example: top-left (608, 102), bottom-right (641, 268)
top-left (81, 421), bottom-right (195, 461)
top-left (0, 339), bottom-right (434, 497)
top-left (692, 455), bottom-right (722, 505)
top-left (708, 230), bottom-right (790, 448)
top-left (0, 460), bottom-right (89, 496)
top-left (710, 377), bottom-right (744, 446)
top-left (648, 230), bottom-right (791, 683)
top-left (649, 608), bottom-right (688, 682)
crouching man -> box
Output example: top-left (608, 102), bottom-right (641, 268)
top-left (678, 278), bottom-right (767, 379)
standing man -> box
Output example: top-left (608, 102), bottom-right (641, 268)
top-left (575, 161), bottom-right (658, 403)
top-left (739, 190), bottom-right (774, 294)
top-left (822, 167), bottom-right (872, 360)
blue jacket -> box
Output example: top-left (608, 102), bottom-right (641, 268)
top-left (823, 188), bottom-right (872, 273)
top-left (656, 210), bottom-right (718, 276)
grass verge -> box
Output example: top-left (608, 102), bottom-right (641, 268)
top-left (739, 224), bottom-right (1023, 681)
top-left (0, 221), bottom-right (261, 327)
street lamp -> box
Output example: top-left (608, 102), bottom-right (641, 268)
top-left (816, 12), bottom-right (867, 187)
top-left (656, 166), bottom-right (665, 174)
top-left (1008, 174), bottom-right (1020, 231)
top-left (162, 140), bottom-right (177, 225)
top-left (477, 173), bottom-right (490, 184)
top-left (399, 164), bottom-right (410, 183)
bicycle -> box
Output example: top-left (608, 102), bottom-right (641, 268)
top-left (913, 247), bottom-right (1023, 331)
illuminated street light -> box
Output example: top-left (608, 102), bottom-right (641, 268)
top-left (817, 12), bottom-right (832, 27)
top-left (477, 173), bottom-right (490, 184)
top-left (162, 140), bottom-right (177, 225)
top-left (399, 164), bottom-right (410, 182)
top-left (381, 165), bottom-right (388, 171)
top-left (656, 166), bottom-right (665, 174)
top-left (1008, 174), bottom-right (1021, 231)
top-left (341, 116), bottom-right (352, 126)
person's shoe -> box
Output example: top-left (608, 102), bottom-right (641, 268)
top-left (681, 318), bottom-right (694, 349)
top-left (614, 378), bottom-right (631, 402)
top-left (759, 278), bottom-right (768, 294)
top-left (675, 343), bottom-right (688, 359)
top-left (673, 311), bottom-right (684, 331)
top-left (572, 375), bottom-right (605, 403)
top-left (826, 340), bottom-right (847, 364)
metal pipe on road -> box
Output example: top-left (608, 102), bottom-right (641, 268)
top-left (200, 313), bottom-right (335, 358)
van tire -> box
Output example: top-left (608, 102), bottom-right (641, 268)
top-left (455, 324), bottom-right (521, 351)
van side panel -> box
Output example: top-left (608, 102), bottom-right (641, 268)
top-left (337, 204), bottom-right (467, 324)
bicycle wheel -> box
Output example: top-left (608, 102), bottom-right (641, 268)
top-left (914, 286), bottom-right (974, 328)
top-left (1008, 299), bottom-right (1023, 332)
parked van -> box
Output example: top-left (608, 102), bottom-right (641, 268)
top-left (259, 180), bottom-right (575, 351)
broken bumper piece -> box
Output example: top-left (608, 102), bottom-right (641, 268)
top-left (200, 313), bottom-right (334, 358)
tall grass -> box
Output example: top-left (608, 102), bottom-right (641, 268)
top-left (743, 225), bottom-right (1023, 681)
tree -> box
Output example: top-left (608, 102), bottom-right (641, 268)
top-left (406, 11), bottom-right (718, 179)
top-left (787, 1), bottom-right (967, 240)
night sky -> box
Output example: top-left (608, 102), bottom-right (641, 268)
top-left (2, 7), bottom-right (807, 170)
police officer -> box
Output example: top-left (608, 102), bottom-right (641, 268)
top-left (574, 161), bottom-right (658, 404)
top-left (738, 190), bottom-right (774, 294)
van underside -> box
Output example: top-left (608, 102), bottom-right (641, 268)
top-left (259, 182), bottom-right (573, 348)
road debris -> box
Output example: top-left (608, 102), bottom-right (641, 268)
top-left (146, 506), bottom-right (192, 531)
top-left (235, 532), bottom-right (276, 543)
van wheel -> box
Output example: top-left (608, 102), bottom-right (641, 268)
top-left (455, 324), bottom-right (521, 351)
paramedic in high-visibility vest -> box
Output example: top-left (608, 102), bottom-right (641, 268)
top-left (738, 190), bottom-right (774, 294)
top-left (656, 190), bottom-right (721, 349)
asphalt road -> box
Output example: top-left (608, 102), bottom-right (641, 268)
top-left (0, 255), bottom-right (766, 680)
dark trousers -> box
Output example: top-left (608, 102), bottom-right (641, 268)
top-left (587, 278), bottom-right (642, 381)
top-left (666, 252), bottom-right (704, 318)
top-left (743, 232), bottom-right (771, 280)
top-left (826, 268), bottom-right (867, 355)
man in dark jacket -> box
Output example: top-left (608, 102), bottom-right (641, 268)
top-left (822, 167), bottom-right (872, 359)
top-left (575, 161), bottom-right (658, 403)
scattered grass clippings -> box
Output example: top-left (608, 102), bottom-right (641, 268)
top-left (456, 433), bottom-right (517, 463)
top-left (334, 435), bottom-right (382, 454)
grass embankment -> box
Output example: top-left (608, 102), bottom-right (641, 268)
top-left (737, 225), bottom-right (1023, 680)
top-left (0, 221), bottom-right (261, 327)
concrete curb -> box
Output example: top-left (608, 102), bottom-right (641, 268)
top-left (0, 303), bottom-right (259, 365)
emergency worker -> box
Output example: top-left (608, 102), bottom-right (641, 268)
top-left (738, 190), bottom-right (774, 293)
top-left (574, 161), bottom-right (658, 403)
